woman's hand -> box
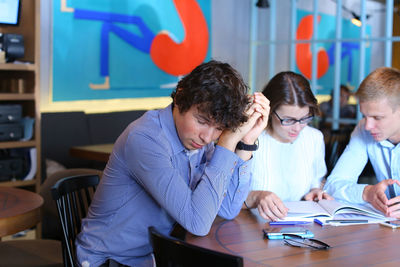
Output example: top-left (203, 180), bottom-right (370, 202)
top-left (246, 190), bottom-right (288, 221)
top-left (304, 188), bottom-right (334, 202)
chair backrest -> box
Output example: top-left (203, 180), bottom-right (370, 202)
top-left (40, 168), bottom-right (102, 240)
top-left (325, 128), bottom-right (352, 175)
top-left (148, 226), bottom-right (244, 267)
top-left (51, 174), bottom-right (100, 267)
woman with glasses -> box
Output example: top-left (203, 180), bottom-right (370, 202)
top-left (245, 71), bottom-right (333, 221)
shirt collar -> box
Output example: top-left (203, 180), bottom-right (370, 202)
top-left (159, 104), bottom-right (186, 155)
top-left (379, 139), bottom-right (400, 149)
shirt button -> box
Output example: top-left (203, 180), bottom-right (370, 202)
top-left (224, 193), bottom-right (227, 197)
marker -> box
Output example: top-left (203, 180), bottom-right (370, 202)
top-left (314, 218), bottom-right (325, 226)
top-left (269, 221), bottom-right (312, 225)
top-left (325, 219), bottom-right (368, 224)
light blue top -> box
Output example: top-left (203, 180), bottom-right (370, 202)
top-left (324, 119), bottom-right (400, 203)
top-left (76, 105), bottom-right (251, 267)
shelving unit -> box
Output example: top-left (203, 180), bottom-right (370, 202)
top-left (0, 0), bottom-right (41, 193)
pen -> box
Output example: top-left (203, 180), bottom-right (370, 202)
top-left (269, 221), bottom-right (311, 225)
top-left (314, 218), bottom-right (325, 226)
top-left (325, 219), bottom-right (368, 223)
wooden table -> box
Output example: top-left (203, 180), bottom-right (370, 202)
top-left (70, 143), bottom-right (113, 162)
top-left (186, 209), bottom-right (400, 266)
top-left (0, 186), bottom-right (43, 238)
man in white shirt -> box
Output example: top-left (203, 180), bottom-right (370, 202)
top-left (324, 67), bottom-right (400, 218)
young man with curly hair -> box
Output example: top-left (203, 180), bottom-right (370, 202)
top-left (76, 60), bottom-right (270, 267)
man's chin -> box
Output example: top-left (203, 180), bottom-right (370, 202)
top-left (371, 134), bottom-right (383, 142)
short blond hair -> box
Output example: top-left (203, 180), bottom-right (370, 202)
top-left (356, 67), bottom-right (400, 109)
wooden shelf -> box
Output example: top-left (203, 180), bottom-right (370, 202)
top-left (0, 63), bottom-right (36, 71)
top-left (0, 93), bottom-right (35, 100)
top-left (0, 179), bottom-right (36, 187)
top-left (0, 140), bottom-right (36, 149)
top-left (0, 0), bottom-right (41, 204)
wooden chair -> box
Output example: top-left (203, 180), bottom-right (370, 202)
top-left (51, 174), bottom-right (100, 267)
top-left (41, 168), bottom-right (102, 241)
top-left (149, 226), bottom-right (244, 267)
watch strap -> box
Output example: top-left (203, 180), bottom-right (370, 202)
top-left (236, 139), bottom-right (258, 151)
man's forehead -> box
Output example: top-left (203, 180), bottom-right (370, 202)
top-left (194, 106), bottom-right (225, 128)
top-left (360, 97), bottom-right (389, 106)
top-left (194, 112), bottom-right (211, 122)
top-left (360, 97), bottom-right (398, 113)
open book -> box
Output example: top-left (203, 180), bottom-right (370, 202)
top-left (281, 199), bottom-right (394, 223)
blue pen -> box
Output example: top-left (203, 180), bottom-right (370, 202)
top-left (314, 218), bottom-right (325, 226)
top-left (269, 221), bottom-right (311, 225)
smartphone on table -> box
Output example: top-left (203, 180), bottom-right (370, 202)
top-left (263, 226), bottom-right (314, 240)
top-left (380, 220), bottom-right (400, 228)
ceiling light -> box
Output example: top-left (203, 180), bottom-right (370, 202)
top-left (256, 0), bottom-right (270, 8)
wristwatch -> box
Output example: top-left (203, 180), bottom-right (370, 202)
top-left (236, 139), bottom-right (259, 151)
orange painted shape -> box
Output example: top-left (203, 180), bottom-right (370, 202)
top-left (150, 0), bottom-right (209, 76)
top-left (296, 15), bottom-right (329, 80)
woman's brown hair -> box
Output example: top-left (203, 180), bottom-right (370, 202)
top-left (262, 71), bottom-right (319, 127)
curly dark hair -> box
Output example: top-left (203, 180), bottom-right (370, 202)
top-left (171, 60), bottom-right (250, 130)
top-left (262, 71), bottom-right (319, 128)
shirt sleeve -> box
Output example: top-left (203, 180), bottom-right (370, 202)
top-left (125, 132), bottom-right (242, 236)
top-left (323, 122), bottom-right (369, 203)
top-left (310, 130), bottom-right (327, 189)
top-left (217, 157), bottom-right (252, 219)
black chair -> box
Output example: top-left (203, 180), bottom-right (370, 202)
top-left (149, 226), bottom-right (244, 267)
top-left (51, 174), bottom-right (100, 267)
top-left (41, 168), bottom-right (103, 241)
top-left (325, 128), bottom-right (352, 175)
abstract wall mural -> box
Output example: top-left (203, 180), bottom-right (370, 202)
top-left (52, 0), bottom-right (211, 101)
top-left (295, 9), bottom-right (371, 94)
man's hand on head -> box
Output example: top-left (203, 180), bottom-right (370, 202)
top-left (217, 92), bottom-right (270, 154)
top-left (240, 92), bottom-right (270, 144)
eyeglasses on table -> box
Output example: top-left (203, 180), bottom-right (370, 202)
top-left (282, 234), bottom-right (330, 250)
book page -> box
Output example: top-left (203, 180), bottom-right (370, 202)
top-left (283, 201), bottom-right (331, 220)
top-left (318, 199), bottom-right (391, 220)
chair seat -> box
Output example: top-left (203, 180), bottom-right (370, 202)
top-left (0, 239), bottom-right (63, 267)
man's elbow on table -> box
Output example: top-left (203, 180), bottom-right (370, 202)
top-left (185, 223), bottom-right (212, 237)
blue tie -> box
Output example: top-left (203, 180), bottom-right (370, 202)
top-left (388, 184), bottom-right (396, 199)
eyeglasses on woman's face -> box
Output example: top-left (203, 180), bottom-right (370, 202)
top-left (282, 234), bottom-right (330, 250)
top-left (273, 110), bottom-right (314, 126)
